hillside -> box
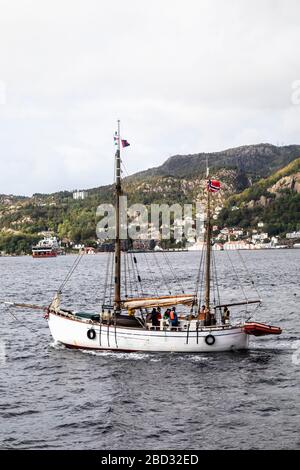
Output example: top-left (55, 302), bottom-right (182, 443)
top-left (1, 143), bottom-right (300, 253)
top-left (218, 158), bottom-right (300, 236)
top-left (129, 143), bottom-right (300, 182)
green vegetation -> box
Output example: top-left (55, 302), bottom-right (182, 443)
top-left (1, 145), bottom-right (300, 254)
top-left (218, 158), bottom-right (300, 236)
top-left (218, 191), bottom-right (300, 236)
top-left (0, 233), bottom-right (40, 255)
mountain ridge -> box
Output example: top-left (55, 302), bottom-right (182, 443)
top-left (1, 143), bottom-right (300, 253)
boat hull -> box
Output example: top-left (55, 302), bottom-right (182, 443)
top-left (32, 252), bottom-right (57, 258)
top-left (48, 312), bottom-right (249, 353)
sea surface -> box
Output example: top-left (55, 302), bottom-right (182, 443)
top-left (0, 250), bottom-right (299, 450)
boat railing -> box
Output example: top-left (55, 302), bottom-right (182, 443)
top-left (146, 322), bottom-right (235, 332)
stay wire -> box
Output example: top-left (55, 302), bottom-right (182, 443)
top-left (58, 250), bottom-right (85, 293)
top-left (237, 249), bottom-right (261, 300)
top-left (153, 251), bottom-right (172, 295)
top-left (225, 249), bottom-right (248, 303)
top-left (162, 251), bottom-right (185, 294)
top-left (102, 251), bottom-right (112, 307)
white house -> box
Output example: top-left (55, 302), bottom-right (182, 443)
top-left (73, 190), bottom-right (87, 200)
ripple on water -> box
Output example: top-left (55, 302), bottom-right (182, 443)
top-left (0, 251), bottom-right (299, 450)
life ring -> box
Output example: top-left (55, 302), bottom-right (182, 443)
top-left (87, 328), bottom-right (96, 340)
top-left (205, 334), bottom-right (215, 346)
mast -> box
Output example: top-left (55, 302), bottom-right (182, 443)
top-left (114, 120), bottom-right (122, 312)
top-left (205, 158), bottom-right (211, 324)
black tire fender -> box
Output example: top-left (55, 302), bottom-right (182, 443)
top-left (87, 328), bottom-right (96, 340)
top-left (205, 334), bottom-right (215, 346)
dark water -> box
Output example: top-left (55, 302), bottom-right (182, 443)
top-left (0, 250), bottom-right (299, 450)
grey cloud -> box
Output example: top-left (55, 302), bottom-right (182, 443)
top-left (0, 0), bottom-right (300, 195)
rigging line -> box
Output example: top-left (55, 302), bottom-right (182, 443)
top-left (58, 251), bottom-right (85, 293)
top-left (194, 250), bottom-right (204, 297)
top-left (102, 251), bottom-right (112, 307)
top-left (211, 250), bottom-right (221, 322)
top-left (63, 250), bottom-right (84, 283)
top-left (57, 254), bottom-right (80, 292)
top-left (121, 157), bottom-right (134, 180)
top-left (132, 253), bottom-right (146, 297)
top-left (143, 252), bottom-right (159, 298)
top-left (211, 255), bottom-right (217, 306)
top-left (224, 249), bottom-right (248, 302)
top-left (210, 249), bottom-right (217, 313)
top-left (126, 252), bottom-right (134, 298)
top-left (162, 251), bottom-right (185, 294)
top-left (108, 249), bottom-right (114, 306)
top-left (237, 249), bottom-right (261, 299)
top-left (190, 247), bottom-right (204, 314)
top-left (212, 249), bottom-right (221, 312)
top-left (128, 252), bottom-right (139, 297)
top-left (153, 250), bottom-right (172, 295)
top-left (194, 247), bottom-right (204, 300)
top-left (246, 301), bottom-right (262, 322)
top-left (121, 160), bottom-right (130, 178)
top-left (123, 250), bottom-right (128, 298)
top-left (198, 247), bottom-right (206, 311)
top-left (128, 251), bottom-right (138, 297)
top-left (129, 251), bottom-right (140, 297)
top-left (6, 307), bottom-right (32, 331)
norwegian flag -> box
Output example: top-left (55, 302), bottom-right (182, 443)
top-left (207, 179), bottom-right (221, 192)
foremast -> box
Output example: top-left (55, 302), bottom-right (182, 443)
top-left (114, 120), bottom-right (122, 313)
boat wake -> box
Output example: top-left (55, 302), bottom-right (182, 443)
top-left (49, 341), bottom-right (67, 350)
top-left (80, 349), bottom-right (152, 361)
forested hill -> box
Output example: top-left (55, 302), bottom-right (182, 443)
top-left (1, 143), bottom-right (300, 253)
top-left (218, 158), bottom-right (300, 236)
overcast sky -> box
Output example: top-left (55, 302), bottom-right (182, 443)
top-left (0, 0), bottom-right (300, 195)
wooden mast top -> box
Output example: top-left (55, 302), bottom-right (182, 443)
top-left (114, 120), bottom-right (122, 312)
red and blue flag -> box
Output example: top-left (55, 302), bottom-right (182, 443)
top-left (121, 139), bottom-right (130, 148)
top-left (207, 179), bottom-right (221, 192)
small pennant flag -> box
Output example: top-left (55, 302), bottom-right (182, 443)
top-left (207, 179), bottom-right (221, 192)
top-left (121, 139), bottom-right (130, 148)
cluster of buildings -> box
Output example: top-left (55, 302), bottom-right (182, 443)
top-left (188, 222), bottom-right (300, 251)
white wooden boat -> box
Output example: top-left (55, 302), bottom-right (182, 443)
top-left (2, 121), bottom-right (282, 352)
top-left (44, 121), bottom-right (280, 353)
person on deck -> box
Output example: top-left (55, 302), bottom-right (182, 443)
top-left (151, 308), bottom-right (159, 327)
top-left (157, 307), bottom-right (162, 323)
top-left (197, 305), bottom-right (206, 326)
top-left (223, 306), bottom-right (230, 324)
top-left (169, 307), bottom-right (178, 328)
top-left (164, 308), bottom-right (171, 320)
top-left (210, 310), bottom-right (216, 325)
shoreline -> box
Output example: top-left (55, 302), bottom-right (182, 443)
top-left (1, 246), bottom-right (300, 257)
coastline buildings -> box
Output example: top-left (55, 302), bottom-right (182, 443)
top-left (286, 231), bottom-right (300, 239)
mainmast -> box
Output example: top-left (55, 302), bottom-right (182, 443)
top-left (205, 158), bottom-right (212, 324)
top-left (114, 120), bottom-right (122, 312)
